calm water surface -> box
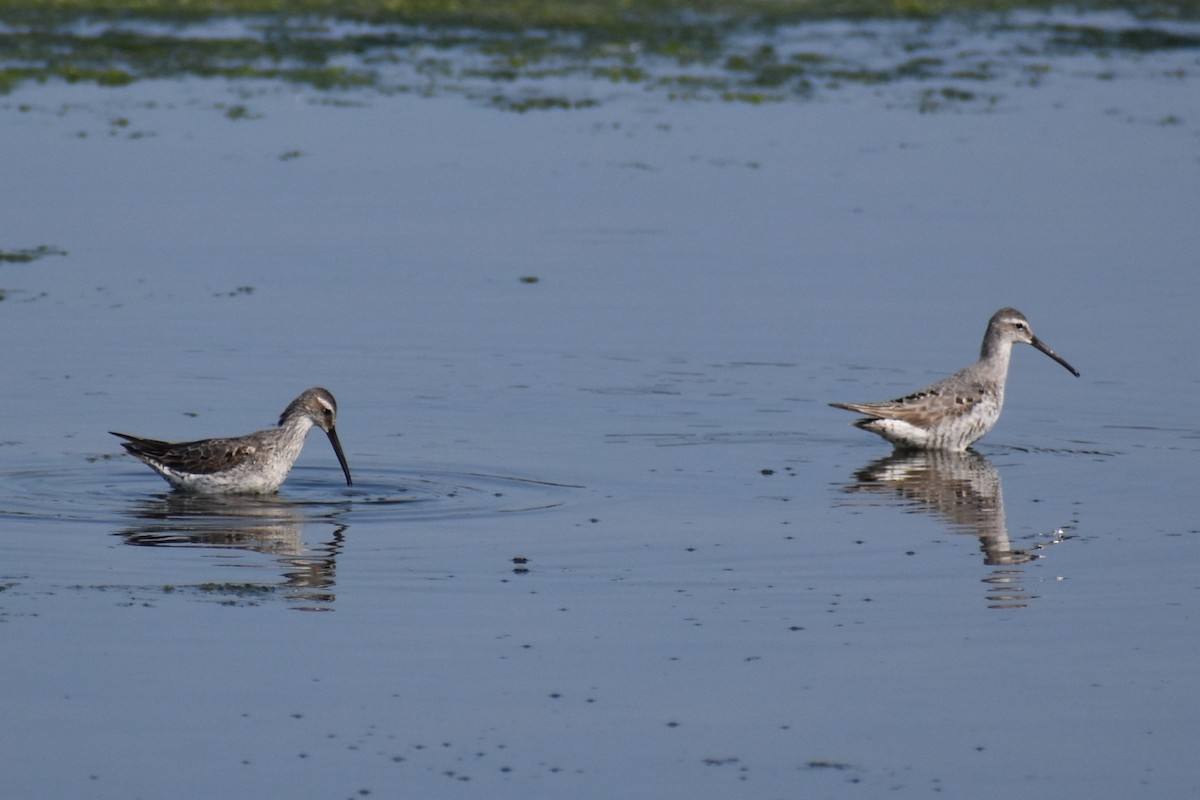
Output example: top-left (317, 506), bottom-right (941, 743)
top-left (2, 11), bottom-right (1199, 799)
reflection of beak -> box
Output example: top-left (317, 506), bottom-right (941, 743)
top-left (1031, 336), bottom-right (1080, 378)
top-left (324, 426), bottom-right (354, 486)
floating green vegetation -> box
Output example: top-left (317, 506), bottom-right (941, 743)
top-left (56, 581), bottom-right (283, 606)
top-left (196, 581), bottom-right (276, 596)
top-left (492, 93), bottom-right (600, 112)
top-left (0, 27), bottom-right (383, 95)
top-left (221, 102), bottom-right (258, 119)
top-left (0, 245), bottom-right (67, 263)
top-left (0, 1), bottom-right (1196, 110)
top-left (3, 0), bottom-right (1198, 26)
top-left (917, 85), bottom-right (984, 112)
top-left (193, 582), bottom-right (280, 605)
top-left (1047, 23), bottom-right (1200, 51)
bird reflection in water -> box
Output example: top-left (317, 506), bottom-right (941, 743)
top-left (115, 493), bottom-right (346, 611)
top-left (839, 450), bottom-right (1074, 609)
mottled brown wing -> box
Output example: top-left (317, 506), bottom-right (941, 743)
top-left (111, 433), bottom-right (258, 475)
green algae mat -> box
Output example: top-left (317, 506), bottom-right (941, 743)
top-left (1, 0), bottom-right (1198, 109)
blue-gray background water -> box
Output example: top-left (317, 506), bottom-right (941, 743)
top-left (2, 11), bottom-right (1199, 798)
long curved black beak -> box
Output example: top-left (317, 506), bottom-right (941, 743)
top-left (1032, 336), bottom-right (1080, 377)
top-left (324, 426), bottom-right (353, 486)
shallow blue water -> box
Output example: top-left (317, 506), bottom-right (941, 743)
top-left (2, 12), bottom-right (1199, 799)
